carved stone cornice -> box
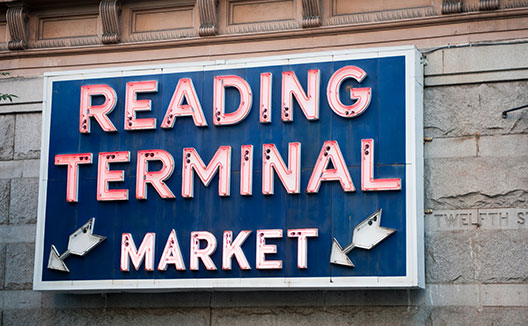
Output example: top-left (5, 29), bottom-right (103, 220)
top-left (99, 0), bottom-right (121, 44)
top-left (442, 0), bottom-right (463, 14)
top-left (302, 0), bottom-right (320, 28)
top-left (197, 0), bottom-right (217, 36)
top-left (6, 2), bottom-right (28, 50)
top-left (479, 0), bottom-right (500, 11)
top-left (34, 37), bottom-right (100, 49)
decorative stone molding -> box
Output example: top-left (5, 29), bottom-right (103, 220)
top-left (503, 0), bottom-right (528, 9)
top-left (375, 7), bottom-right (436, 21)
top-left (225, 20), bottom-right (299, 34)
top-left (124, 29), bottom-right (197, 43)
top-left (442, 0), bottom-right (463, 14)
top-left (302, 0), bottom-right (321, 28)
top-left (99, 0), bottom-right (121, 44)
top-left (6, 2), bottom-right (28, 50)
top-left (326, 7), bottom-right (436, 26)
top-left (479, 0), bottom-right (500, 10)
top-left (34, 37), bottom-right (100, 49)
top-left (197, 0), bottom-right (218, 36)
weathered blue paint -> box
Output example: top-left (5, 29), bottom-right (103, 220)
top-left (38, 52), bottom-right (416, 288)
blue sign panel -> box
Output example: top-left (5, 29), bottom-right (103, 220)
top-left (34, 46), bottom-right (424, 290)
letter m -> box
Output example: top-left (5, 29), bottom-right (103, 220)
top-left (182, 146), bottom-right (232, 198)
top-left (120, 233), bottom-right (155, 271)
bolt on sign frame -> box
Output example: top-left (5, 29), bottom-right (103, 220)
top-left (34, 46), bottom-right (424, 291)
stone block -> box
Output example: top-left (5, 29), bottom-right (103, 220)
top-left (0, 161), bottom-right (23, 179)
top-left (429, 307), bottom-right (483, 326)
top-left (5, 242), bottom-right (35, 290)
top-left (425, 231), bottom-right (477, 283)
top-left (2, 310), bottom-right (42, 326)
top-left (23, 159), bottom-right (40, 178)
top-left (478, 307), bottom-right (528, 326)
top-left (430, 307), bottom-right (528, 326)
top-left (0, 243), bottom-right (5, 289)
top-left (4, 308), bottom-right (210, 326)
top-left (425, 43), bottom-right (528, 77)
top-left (2, 290), bottom-right (41, 309)
top-left (14, 113), bottom-right (42, 160)
top-left (324, 290), bottom-right (411, 307)
top-left (106, 292), bottom-right (212, 308)
top-left (481, 284), bottom-right (528, 307)
top-left (0, 102), bottom-right (43, 114)
top-left (425, 284), bottom-right (480, 307)
top-left (475, 230), bottom-right (528, 283)
top-left (424, 136), bottom-right (476, 159)
top-left (0, 77), bottom-right (43, 106)
top-left (211, 291), bottom-right (325, 308)
top-left (0, 179), bottom-right (9, 224)
top-left (478, 134), bottom-right (528, 158)
top-left (40, 293), bottom-right (106, 309)
top-left (0, 114), bottom-right (15, 160)
top-left (9, 178), bottom-right (39, 224)
top-left (0, 224), bottom-right (37, 244)
top-left (103, 308), bottom-right (210, 325)
top-left (211, 306), bottom-right (428, 326)
top-left (2, 309), bottom-right (70, 326)
top-left (424, 82), bottom-right (528, 138)
top-left (425, 157), bottom-right (528, 209)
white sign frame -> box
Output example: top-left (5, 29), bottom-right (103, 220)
top-left (33, 45), bottom-right (424, 291)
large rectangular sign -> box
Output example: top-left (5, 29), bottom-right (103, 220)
top-left (34, 46), bottom-right (424, 291)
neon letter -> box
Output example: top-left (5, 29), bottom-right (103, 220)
top-left (213, 75), bottom-right (252, 126)
top-left (97, 151), bottom-right (129, 201)
top-left (262, 143), bottom-right (301, 195)
top-left (124, 80), bottom-right (157, 130)
top-left (161, 78), bottom-right (207, 128)
top-left (54, 153), bottom-right (93, 202)
top-left (240, 145), bottom-right (253, 196)
top-left (158, 229), bottom-right (186, 271)
top-left (182, 146), bottom-right (231, 198)
top-left (287, 228), bottom-right (318, 269)
top-left (121, 233), bottom-right (155, 271)
top-left (327, 66), bottom-right (371, 118)
top-left (306, 140), bottom-right (355, 193)
top-left (361, 139), bottom-right (401, 191)
top-left (281, 70), bottom-right (320, 121)
top-left (79, 84), bottom-right (117, 133)
top-left (223, 230), bottom-right (252, 270)
top-left (190, 231), bottom-right (217, 271)
top-left (136, 149), bottom-right (175, 199)
top-left (256, 229), bottom-right (283, 269)
top-left (260, 72), bottom-right (272, 123)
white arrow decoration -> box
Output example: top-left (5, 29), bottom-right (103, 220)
top-left (330, 208), bottom-right (395, 267)
top-left (48, 218), bottom-right (106, 272)
top-left (48, 244), bottom-right (70, 272)
top-left (330, 239), bottom-right (355, 267)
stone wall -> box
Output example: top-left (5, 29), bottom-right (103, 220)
top-left (0, 42), bottom-right (527, 325)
